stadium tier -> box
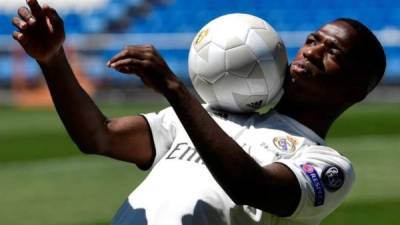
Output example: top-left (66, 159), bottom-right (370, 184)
top-left (0, 0), bottom-right (399, 85)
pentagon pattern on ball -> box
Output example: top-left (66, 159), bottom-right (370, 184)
top-left (226, 45), bottom-right (257, 78)
top-left (239, 14), bottom-right (268, 29)
top-left (213, 74), bottom-right (252, 112)
top-left (211, 22), bottom-right (248, 50)
top-left (195, 42), bottom-right (226, 83)
top-left (246, 28), bottom-right (277, 61)
top-left (191, 74), bottom-right (219, 106)
top-left (246, 64), bottom-right (268, 95)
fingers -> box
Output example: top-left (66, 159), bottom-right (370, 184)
top-left (12, 31), bottom-right (28, 46)
top-left (26, 0), bottom-right (43, 18)
top-left (108, 57), bottom-right (155, 78)
top-left (12, 31), bottom-right (23, 41)
top-left (16, 0), bottom-right (44, 27)
top-left (109, 58), bottom-right (143, 70)
top-left (18, 7), bottom-right (35, 25)
top-left (107, 45), bottom-right (154, 66)
top-left (107, 51), bottom-right (127, 66)
top-left (114, 66), bottom-right (135, 74)
top-left (107, 45), bottom-right (175, 93)
top-left (107, 49), bottom-right (134, 66)
top-left (12, 17), bottom-right (28, 31)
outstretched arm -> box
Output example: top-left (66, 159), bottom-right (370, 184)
top-left (108, 46), bottom-right (301, 216)
top-left (12, 0), bottom-right (155, 169)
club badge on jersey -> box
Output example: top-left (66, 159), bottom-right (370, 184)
top-left (273, 136), bottom-right (298, 153)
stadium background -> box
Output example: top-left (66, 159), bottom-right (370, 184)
top-left (0, 0), bottom-right (399, 225)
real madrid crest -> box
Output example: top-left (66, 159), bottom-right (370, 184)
top-left (273, 136), bottom-right (298, 152)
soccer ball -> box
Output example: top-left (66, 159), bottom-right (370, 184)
top-left (188, 13), bottom-right (288, 113)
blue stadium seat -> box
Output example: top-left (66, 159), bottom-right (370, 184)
top-left (0, 15), bottom-right (14, 35)
top-left (25, 59), bottom-right (41, 79)
top-left (104, 2), bottom-right (128, 21)
top-left (63, 13), bottom-right (84, 33)
top-left (0, 57), bottom-right (13, 80)
top-left (81, 14), bottom-right (108, 33)
top-left (159, 49), bottom-right (190, 80)
top-left (81, 55), bottom-right (107, 80)
top-left (383, 47), bottom-right (400, 81)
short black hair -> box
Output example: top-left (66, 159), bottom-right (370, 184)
top-left (334, 18), bottom-right (386, 93)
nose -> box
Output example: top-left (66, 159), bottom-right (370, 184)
top-left (303, 43), bottom-right (325, 70)
top-left (303, 43), bottom-right (324, 61)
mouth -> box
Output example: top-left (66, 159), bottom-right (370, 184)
top-left (291, 62), bottom-right (309, 75)
top-left (290, 59), bottom-right (322, 79)
top-left (290, 60), bottom-right (312, 78)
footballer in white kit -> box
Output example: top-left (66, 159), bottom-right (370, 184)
top-left (111, 106), bottom-right (354, 225)
top-left (12, 2), bottom-right (385, 225)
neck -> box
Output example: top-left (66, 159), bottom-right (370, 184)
top-left (275, 96), bottom-right (346, 139)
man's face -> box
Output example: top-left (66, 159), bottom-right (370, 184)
top-left (285, 21), bottom-right (361, 103)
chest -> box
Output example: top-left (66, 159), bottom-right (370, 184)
top-left (166, 118), bottom-right (314, 167)
top-left (236, 128), bottom-right (312, 165)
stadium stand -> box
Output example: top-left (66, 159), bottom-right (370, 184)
top-left (0, 0), bottom-right (399, 86)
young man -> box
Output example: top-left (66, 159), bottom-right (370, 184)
top-left (12, 0), bottom-right (385, 224)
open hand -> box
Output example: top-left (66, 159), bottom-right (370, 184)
top-left (108, 45), bottom-right (181, 94)
top-left (12, 0), bottom-right (65, 63)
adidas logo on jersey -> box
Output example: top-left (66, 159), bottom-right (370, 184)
top-left (247, 100), bottom-right (263, 109)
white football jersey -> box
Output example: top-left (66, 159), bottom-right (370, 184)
top-left (111, 106), bottom-right (355, 225)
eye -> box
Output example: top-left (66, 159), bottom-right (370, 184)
top-left (306, 36), bottom-right (317, 46)
top-left (328, 48), bottom-right (340, 56)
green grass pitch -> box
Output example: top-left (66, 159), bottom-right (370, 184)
top-left (0, 102), bottom-right (399, 225)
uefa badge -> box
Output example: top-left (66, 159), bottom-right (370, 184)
top-left (322, 166), bottom-right (344, 192)
top-left (273, 136), bottom-right (298, 153)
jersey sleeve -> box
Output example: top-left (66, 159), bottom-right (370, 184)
top-left (277, 145), bottom-right (355, 224)
top-left (142, 107), bottom-right (178, 166)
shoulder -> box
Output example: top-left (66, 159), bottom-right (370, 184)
top-left (295, 145), bottom-right (355, 188)
top-left (311, 145), bottom-right (355, 190)
top-left (142, 106), bottom-right (178, 125)
top-left (148, 106), bottom-right (177, 118)
top-left (278, 144), bottom-right (355, 222)
top-left (301, 145), bottom-right (353, 171)
top-left (141, 106), bottom-right (180, 143)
